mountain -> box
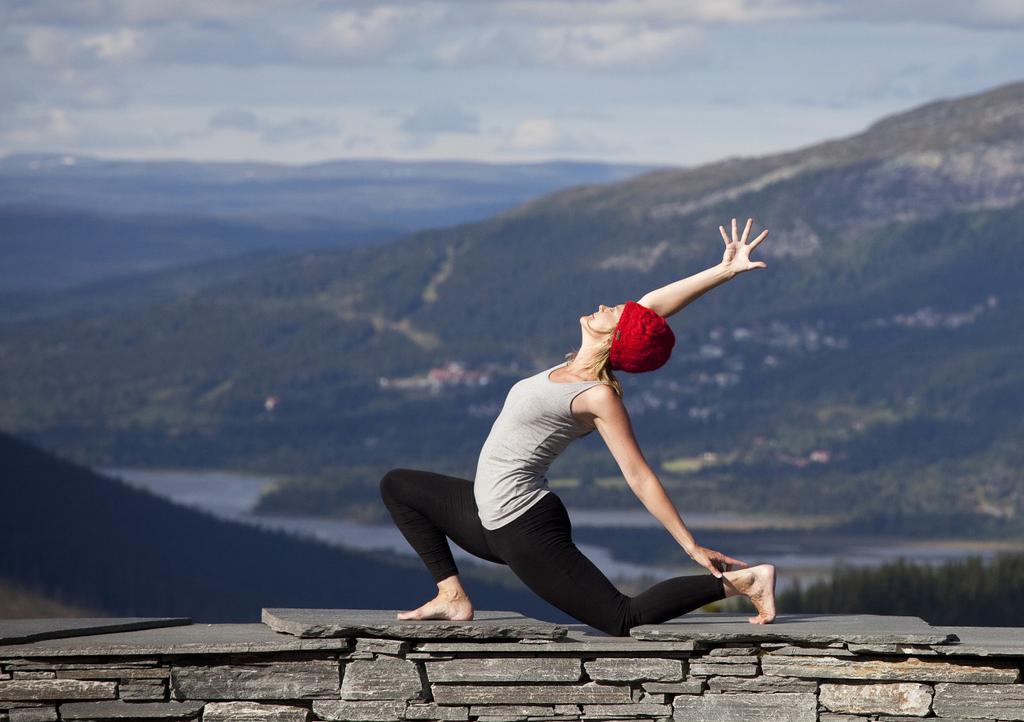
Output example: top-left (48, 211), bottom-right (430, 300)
top-left (1, 81), bottom-right (1022, 534)
top-left (0, 155), bottom-right (657, 292)
top-left (0, 429), bottom-right (578, 623)
top-left (0, 154), bottom-right (659, 227)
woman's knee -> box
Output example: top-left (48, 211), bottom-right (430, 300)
top-left (594, 597), bottom-right (634, 637)
top-left (379, 467), bottom-right (413, 504)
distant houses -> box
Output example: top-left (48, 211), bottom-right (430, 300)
top-left (378, 361), bottom-right (492, 392)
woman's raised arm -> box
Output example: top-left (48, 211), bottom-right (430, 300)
top-left (638, 217), bottom-right (768, 319)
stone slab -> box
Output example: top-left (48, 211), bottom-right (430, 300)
top-left (8, 708), bottom-right (58, 722)
top-left (262, 608), bottom-right (567, 640)
top-left (0, 618), bottom-right (191, 646)
top-left (170, 660), bottom-right (339, 699)
top-left (413, 626), bottom-right (697, 653)
top-left (202, 701), bottom-right (310, 722)
top-left (431, 682), bottom-right (630, 705)
top-left (931, 625), bottom-right (1024, 657)
top-left (58, 700), bottom-right (203, 719)
top-left (630, 612), bottom-right (955, 645)
top-left (0, 624), bottom-right (352, 658)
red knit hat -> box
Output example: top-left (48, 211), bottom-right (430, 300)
top-left (609, 300), bottom-right (675, 373)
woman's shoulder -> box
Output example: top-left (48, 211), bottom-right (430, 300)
top-left (572, 381), bottom-right (621, 411)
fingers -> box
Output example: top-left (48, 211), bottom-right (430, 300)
top-left (740, 217), bottom-right (752, 244)
top-left (709, 550), bottom-right (750, 568)
top-left (719, 225), bottom-right (730, 246)
top-left (749, 228), bottom-right (769, 250)
top-left (731, 217), bottom-right (738, 243)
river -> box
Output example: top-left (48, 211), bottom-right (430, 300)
top-left (100, 467), bottom-right (1024, 596)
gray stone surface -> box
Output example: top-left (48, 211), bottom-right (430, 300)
top-left (170, 660), bottom-right (339, 700)
top-left (690, 654), bottom-right (758, 664)
top-left (0, 680), bottom-right (116, 701)
top-left (760, 654), bottom-right (1020, 682)
top-left (353, 638), bottom-right (409, 655)
top-left (819, 681), bottom-right (933, 715)
top-left (431, 682), bottom-right (631, 705)
top-left (54, 667), bottom-right (170, 679)
top-left (671, 691), bottom-right (817, 721)
top-left (933, 681), bottom-right (1024, 720)
top-left (469, 706), bottom-right (554, 717)
top-left (58, 700), bottom-right (204, 719)
top-left (262, 609), bottom-right (567, 640)
top-left (932, 625), bottom-right (1024, 657)
top-left (705, 675), bottom-right (816, 692)
top-left (411, 638), bottom-right (697, 653)
top-left (0, 618), bottom-right (190, 646)
top-left (707, 646), bottom-right (757, 656)
top-left (404, 702), bottom-right (469, 720)
top-left (7, 708), bottom-right (57, 722)
top-left (5, 659), bottom-right (161, 670)
top-left (846, 642), bottom-right (939, 655)
top-left (688, 662), bottom-right (759, 676)
top-left (311, 700), bottom-right (405, 721)
top-left (580, 702), bottom-right (671, 717)
top-left (340, 657), bottom-right (422, 700)
top-left (202, 701), bottom-right (310, 722)
top-left (119, 679), bottom-right (167, 700)
top-left (631, 612), bottom-right (955, 645)
top-left (762, 645), bottom-right (856, 657)
top-left (426, 658), bottom-right (580, 683)
top-left (582, 658), bottom-right (682, 683)
top-left (641, 680), bottom-right (704, 694)
top-left (0, 624), bottom-right (352, 657)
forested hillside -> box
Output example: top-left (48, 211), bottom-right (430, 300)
top-left (1, 81), bottom-right (1021, 535)
top-left (0, 431), bottom-right (563, 623)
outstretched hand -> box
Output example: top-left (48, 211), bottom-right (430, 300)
top-left (687, 544), bottom-right (750, 579)
top-left (719, 217), bottom-right (768, 274)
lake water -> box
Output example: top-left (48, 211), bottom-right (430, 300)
top-left (101, 467), bottom-right (1024, 596)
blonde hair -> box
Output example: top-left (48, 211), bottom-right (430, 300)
top-left (564, 331), bottom-right (625, 398)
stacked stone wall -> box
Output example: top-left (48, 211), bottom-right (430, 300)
top-left (2, 627), bottom-right (1023, 721)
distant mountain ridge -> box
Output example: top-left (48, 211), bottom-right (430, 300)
top-left (0, 156), bottom-right (658, 292)
top-left (0, 153), bottom-right (659, 227)
top-left (1, 80), bottom-right (1021, 532)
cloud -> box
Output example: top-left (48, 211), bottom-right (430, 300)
top-left (295, 4), bottom-right (451, 64)
top-left (399, 101), bottom-right (479, 135)
top-left (208, 107), bottom-right (262, 132)
top-left (499, 117), bottom-right (612, 155)
top-left (527, 22), bottom-right (705, 71)
top-left (0, 1), bottom-right (786, 73)
top-left (0, 107), bottom-right (77, 145)
top-left (0, 105), bottom-right (206, 149)
top-left (260, 117), bottom-right (338, 144)
top-left (811, 0), bottom-right (1024, 29)
top-left (21, 25), bottom-right (145, 67)
top-left (207, 107), bottom-right (339, 144)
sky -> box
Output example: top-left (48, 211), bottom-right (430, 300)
top-left (2, 0), bottom-right (1023, 168)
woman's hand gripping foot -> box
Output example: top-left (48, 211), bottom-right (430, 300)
top-left (396, 576), bottom-right (474, 621)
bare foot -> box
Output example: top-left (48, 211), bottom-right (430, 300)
top-left (396, 588), bottom-right (474, 621)
top-left (725, 563), bottom-right (776, 624)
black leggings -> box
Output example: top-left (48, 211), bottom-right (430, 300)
top-left (379, 467), bottom-right (726, 637)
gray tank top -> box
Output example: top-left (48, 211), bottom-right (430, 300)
top-left (474, 361), bottom-right (605, 530)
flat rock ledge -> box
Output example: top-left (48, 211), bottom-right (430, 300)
top-left (262, 609), bottom-right (569, 641)
top-left (1, 611), bottom-right (1023, 722)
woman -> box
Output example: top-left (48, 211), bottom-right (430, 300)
top-left (380, 217), bottom-right (776, 636)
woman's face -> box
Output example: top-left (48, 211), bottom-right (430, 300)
top-left (581, 303), bottom-right (625, 335)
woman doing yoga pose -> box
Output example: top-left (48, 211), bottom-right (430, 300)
top-left (381, 217), bottom-right (777, 636)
